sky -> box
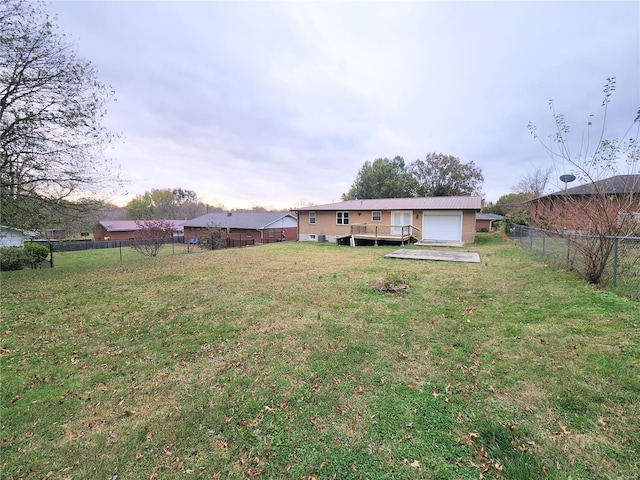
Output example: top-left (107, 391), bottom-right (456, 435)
top-left (48, 1), bottom-right (640, 210)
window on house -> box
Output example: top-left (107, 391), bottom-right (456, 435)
top-left (309, 211), bottom-right (316, 224)
top-left (372, 211), bottom-right (381, 222)
top-left (268, 229), bottom-right (275, 238)
top-left (336, 211), bottom-right (349, 225)
top-left (245, 230), bottom-right (252, 238)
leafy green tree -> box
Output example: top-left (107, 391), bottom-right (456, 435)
top-left (148, 189), bottom-right (177, 218)
top-left (483, 193), bottom-right (528, 216)
top-left (126, 188), bottom-right (204, 219)
top-left (1, 0), bottom-right (120, 230)
top-left (409, 153), bottom-right (483, 197)
top-left (126, 195), bottom-right (154, 220)
top-left (342, 157), bottom-right (417, 200)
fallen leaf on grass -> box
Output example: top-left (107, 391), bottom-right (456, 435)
top-left (459, 432), bottom-right (479, 447)
top-left (557, 421), bottom-right (570, 436)
top-left (409, 460), bottom-right (420, 468)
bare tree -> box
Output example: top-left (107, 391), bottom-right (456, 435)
top-left (528, 78), bottom-right (640, 285)
top-left (1, 0), bottom-right (121, 230)
top-left (131, 220), bottom-right (175, 257)
top-left (513, 166), bottom-right (552, 199)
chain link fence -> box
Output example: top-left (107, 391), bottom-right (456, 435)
top-left (508, 224), bottom-right (640, 300)
top-left (32, 235), bottom-right (283, 267)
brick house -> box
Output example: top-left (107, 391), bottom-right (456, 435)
top-left (182, 212), bottom-right (298, 244)
top-left (293, 196), bottom-right (482, 245)
top-left (528, 175), bottom-right (640, 233)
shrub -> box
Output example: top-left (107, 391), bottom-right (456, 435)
top-left (24, 243), bottom-right (49, 267)
top-left (199, 225), bottom-right (228, 250)
top-left (131, 220), bottom-right (174, 257)
top-left (0, 247), bottom-right (26, 271)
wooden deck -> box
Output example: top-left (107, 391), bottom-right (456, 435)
top-left (337, 233), bottom-right (418, 246)
top-left (342, 224), bottom-right (420, 246)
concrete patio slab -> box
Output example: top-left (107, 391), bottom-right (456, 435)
top-left (384, 249), bottom-right (481, 263)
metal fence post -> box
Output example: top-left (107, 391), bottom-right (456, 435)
top-left (529, 228), bottom-right (533, 250)
top-left (612, 237), bottom-right (619, 287)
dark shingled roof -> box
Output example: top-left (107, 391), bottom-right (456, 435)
top-left (540, 174), bottom-right (640, 198)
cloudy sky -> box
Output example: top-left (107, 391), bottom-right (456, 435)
top-left (49, 1), bottom-right (639, 209)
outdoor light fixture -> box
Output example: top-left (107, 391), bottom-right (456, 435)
top-left (560, 174), bottom-right (576, 192)
top-left (559, 174), bottom-right (576, 230)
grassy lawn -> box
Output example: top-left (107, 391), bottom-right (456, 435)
top-left (1, 234), bottom-right (638, 479)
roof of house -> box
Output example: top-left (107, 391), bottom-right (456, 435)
top-left (535, 174), bottom-right (640, 199)
top-left (184, 212), bottom-right (297, 229)
top-left (1, 225), bottom-right (38, 237)
top-left (293, 196), bottom-right (483, 212)
top-left (476, 213), bottom-right (504, 221)
top-left (99, 220), bottom-right (186, 232)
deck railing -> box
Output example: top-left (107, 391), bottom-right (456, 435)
top-left (349, 224), bottom-right (420, 245)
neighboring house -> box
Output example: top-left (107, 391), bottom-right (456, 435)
top-left (528, 174), bottom-right (640, 232)
top-left (40, 228), bottom-right (69, 240)
top-left (93, 220), bottom-right (185, 241)
top-left (293, 196), bottom-right (482, 244)
top-left (476, 213), bottom-right (504, 232)
top-left (0, 225), bottom-right (37, 248)
top-left (183, 212), bottom-right (298, 244)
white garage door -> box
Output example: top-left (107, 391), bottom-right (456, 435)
top-left (422, 211), bottom-right (462, 242)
